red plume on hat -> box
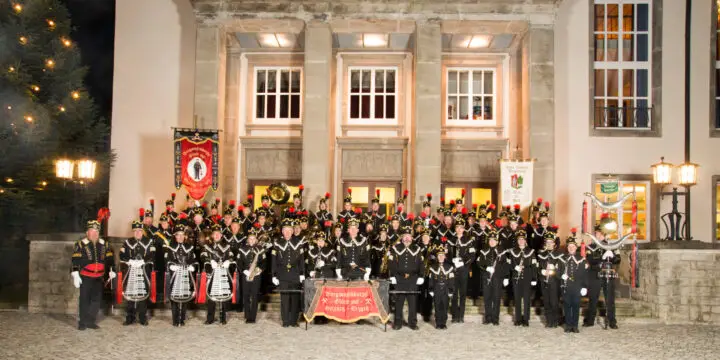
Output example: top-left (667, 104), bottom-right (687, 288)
top-left (430, 218), bottom-right (436, 225)
top-left (544, 201), bottom-right (551, 211)
top-left (420, 212), bottom-right (427, 219)
top-left (354, 208), bottom-right (361, 214)
top-left (238, 205), bottom-right (245, 212)
top-left (600, 212), bottom-right (610, 219)
top-left (570, 227), bottom-right (577, 234)
top-left (440, 197), bottom-right (445, 206)
top-left (215, 197), bottom-right (220, 206)
top-left (97, 208), bottom-right (110, 222)
top-left (461, 189), bottom-right (466, 199)
top-left (179, 212), bottom-right (188, 220)
top-left (449, 199), bottom-right (456, 206)
top-left (149, 199), bottom-right (155, 214)
top-left (289, 207), bottom-right (295, 213)
top-left (403, 189), bottom-right (408, 200)
top-left (171, 193), bottom-right (176, 201)
top-left (537, 197), bottom-right (543, 206)
top-left (325, 192), bottom-right (331, 200)
top-left (348, 188), bottom-right (352, 195)
top-left (298, 184), bottom-right (304, 197)
top-left (494, 219), bottom-right (503, 228)
top-left (462, 208), bottom-right (468, 215)
top-left (408, 213), bottom-right (415, 221)
top-left (426, 193), bottom-right (432, 201)
top-left (139, 208), bottom-right (145, 221)
top-left (489, 204), bottom-right (496, 210)
top-left (376, 189), bottom-right (381, 198)
top-left (472, 203), bottom-right (478, 209)
top-left (247, 194), bottom-right (253, 201)
top-left (229, 200), bottom-right (236, 206)
top-left (253, 222), bottom-right (261, 228)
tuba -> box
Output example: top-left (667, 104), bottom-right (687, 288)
top-left (123, 255), bottom-right (150, 302)
top-left (268, 182), bottom-right (291, 204)
top-left (168, 256), bottom-right (196, 303)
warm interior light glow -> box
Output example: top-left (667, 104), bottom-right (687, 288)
top-left (651, 157), bottom-right (672, 185)
top-left (363, 34), bottom-right (388, 47)
top-left (77, 159), bottom-right (96, 180)
top-left (275, 33), bottom-right (294, 47)
top-left (258, 33), bottom-right (280, 48)
top-left (468, 35), bottom-right (492, 48)
top-left (678, 162), bottom-right (698, 187)
top-left (55, 159), bottom-right (74, 179)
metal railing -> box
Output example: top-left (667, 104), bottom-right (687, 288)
top-left (593, 106), bottom-right (652, 129)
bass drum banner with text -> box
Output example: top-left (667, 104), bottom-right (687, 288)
top-left (174, 129), bottom-right (219, 200)
top-left (500, 160), bottom-right (534, 207)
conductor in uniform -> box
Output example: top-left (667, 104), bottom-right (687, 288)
top-left (388, 226), bottom-right (424, 330)
top-left (335, 218), bottom-right (371, 281)
top-left (272, 218), bottom-right (306, 327)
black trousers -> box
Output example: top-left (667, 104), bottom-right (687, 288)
top-left (206, 299), bottom-right (228, 322)
top-left (170, 301), bottom-right (187, 323)
top-left (78, 276), bottom-right (103, 327)
top-left (584, 274), bottom-right (601, 324)
top-left (451, 268), bottom-right (469, 320)
top-left (280, 282), bottom-right (301, 326)
top-left (513, 282), bottom-right (532, 323)
top-left (541, 280), bottom-right (560, 325)
top-left (564, 291), bottom-right (581, 328)
top-left (242, 277), bottom-right (261, 321)
top-left (394, 292), bottom-right (417, 327)
top-left (602, 278), bottom-right (617, 325)
top-left (433, 293), bottom-right (449, 327)
top-left (419, 283), bottom-right (433, 320)
top-left (126, 300), bottom-right (148, 322)
top-left (483, 279), bottom-right (502, 322)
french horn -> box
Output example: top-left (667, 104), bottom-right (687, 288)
top-left (268, 182), bottom-right (291, 204)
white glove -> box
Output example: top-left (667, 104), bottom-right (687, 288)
top-left (335, 269), bottom-right (343, 280)
top-left (548, 264), bottom-right (556, 270)
top-left (416, 277), bottom-right (424, 285)
top-left (514, 265), bottom-right (521, 272)
top-left (602, 250), bottom-right (615, 259)
top-left (316, 259), bottom-right (325, 268)
top-left (350, 261), bottom-right (356, 267)
top-left (187, 265), bottom-right (195, 272)
top-left (503, 279), bottom-right (509, 287)
top-left (309, 271), bottom-right (316, 278)
top-left (454, 259), bottom-right (464, 268)
top-left (541, 269), bottom-right (547, 276)
top-left (453, 257), bottom-right (461, 264)
top-left (486, 266), bottom-right (495, 274)
top-left (561, 274), bottom-right (568, 280)
top-left (390, 277), bottom-right (397, 285)
top-left (108, 271), bottom-right (117, 280)
top-left (242, 270), bottom-right (250, 277)
top-left (429, 292), bottom-right (434, 297)
top-left (222, 260), bottom-right (230, 269)
top-left (299, 275), bottom-right (305, 282)
top-left (170, 265), bottom-right (179, 272)
top-left (272, 277), bottom-right (280, 286)
top-left (211, 260), bottom-right (218, 269)
top-left (531, 281), bottom-right (537, 286)
top-left (581, 288), bottom-right (588, 296)
top-left (363, 268), bottom-right (371, 281)
top-left (71, 271), bottom-right (82, 288)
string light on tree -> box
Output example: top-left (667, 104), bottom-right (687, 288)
top-left (6, 178), bottom-right (14, 183)
top-left (19, 36), bottom-right (27, 45)
top-left (60, 37), bottom-right (71, 47)
top-left (13, 3), bottom-right (22, 13)
top-left (45, 59), bottom-right (55, 68)
top-left (8, 66), bottom-right (15, 73)
top-left (59, 105), bottom-right (66, 112)
top-left (47, 19), bottom-right (56, 28)
top-left (31, 85), bottom-right (40, 92)
top-left (24, 115), bottom-right (34, 122)
top-left (71, 91), bottom-right (80, 99)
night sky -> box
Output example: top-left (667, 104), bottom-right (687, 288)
top-left (60, 0), bottom-right (115, 121)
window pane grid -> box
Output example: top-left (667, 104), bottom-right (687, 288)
top-left (593, 1), bottom-right (652, 130)
top-left (446, 69), bottom-right (495, 121)
top-left (254, 68), bottom-right (302, 121)
top-left (593, 180), bottom-right (649, 241)
top-left (349, 68), bottom-right (397, 120)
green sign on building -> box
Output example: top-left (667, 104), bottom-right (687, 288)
top-left (599, 177), bottom-right (619, 194)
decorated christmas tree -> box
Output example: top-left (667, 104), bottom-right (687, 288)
top-left (0, 0), bottom-right (112, 233)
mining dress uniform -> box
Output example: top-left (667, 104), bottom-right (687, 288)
top-left (498, 225), bottom-right (516, 251)
top-left (236, 230), bottom-right (266, 323)
top-left (153, 216), bottom-right (173, 302)
top-left (272, 219), bottom-right (306, 327)
top-left (450, 221), bottom-right (476, 323)
top-left (597, 239), bottom-right (621, 329)
top-left (307, 238), bottom-right (338, 279)
top-left (476, 232), bottom-right (506, 325)
top-left (428, 248), bottom-right (455, 329)
top-left (583, 240), bottom-right (603, 327)
top-left (537, 232), bottom-right (563, 328)
top-left (335, 223), bottom-right (371, 280)
top-left (559, 240), bottom-right (588, 333)
top-left (71, 220), bottom-right (115, 330)
top-left (201, 227), bottom-right (236, 325)
top-left (388, 231), bottom-right (424, 330)
top-left (417, 232), bottom-right (434, 322)
top-left (505, 231), bottom-right (537, 326)
top-left (120, 221), bottom-right (156, 325)
top-left (164, 226), bottom-right (197, 326)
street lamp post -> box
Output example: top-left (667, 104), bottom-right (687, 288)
top-left (651, 157), bottom-right (698, 241)
top-left (55, 158), bottom-right (97, 231)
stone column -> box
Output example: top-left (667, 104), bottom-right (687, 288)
top-left (413, 22), bottom-right (442, 210)
top-left (194, 25), bottom-right (227, 199)
top-left (527, 25), bottom-right (555, 207)
top-left (301, 21), bottom-right (332, 208)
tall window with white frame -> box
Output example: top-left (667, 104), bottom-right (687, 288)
top-left (348, 67), bottom-right (397, 123)
top-left (254, 67), bottom-right (302, 123)
top-left (446, 68), bottom-right (495, 124)
top-left (593, 0), bottom-right (652, 129)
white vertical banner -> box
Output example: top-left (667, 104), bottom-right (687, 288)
top-left (500, 160), bottom-right (534, 207)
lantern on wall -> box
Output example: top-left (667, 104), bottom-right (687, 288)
top-left (651, 157), bottom-right (672, 185)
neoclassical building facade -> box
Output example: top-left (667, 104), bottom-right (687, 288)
top-left (109, 0), bottom-right (720, 244)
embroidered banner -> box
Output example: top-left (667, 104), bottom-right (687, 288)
top-left (174, 129), bottom-right (219, 200)
top-left (500, 160), bottom-right (534, 206)
top-left (303, 280), bottom-right (390, 323)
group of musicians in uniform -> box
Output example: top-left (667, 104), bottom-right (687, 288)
top-left (71, 189), bottom-right (622, 333)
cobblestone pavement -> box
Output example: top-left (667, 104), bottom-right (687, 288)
top-left (0, 312), bottom-right (717, 360)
